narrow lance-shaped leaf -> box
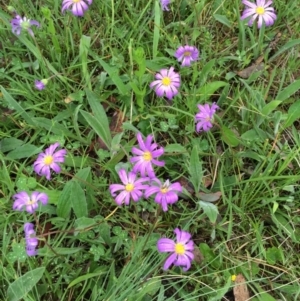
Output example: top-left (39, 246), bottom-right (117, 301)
top-left (189, 145), bottom-right (203, 193)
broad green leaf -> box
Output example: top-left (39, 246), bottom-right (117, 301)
top-left (7, 143), bottom-right (42, 160)
top-left (0, 138), bottom-right (24, 153)
top-left (1, 86), bottom-right (36, 126)
top-left (74, 167), bottom-right (91, 188)
top-left (199, 201), bottom-right (219, 223)
top-left (80, 110), bottom-right (111, 149)
top-left (266, 247), bottom-right (283, 265)
top-left (189, 145), bottom-right (203, 193)
top-left (197, 81), bottom-right (227, 102)
top-left (164, 144), bottom-right (187, 153)
top-left (57, 181), bottom-right (73, 218)
top-left (85, 89), bottom-right (111, 143)
top-left (276, 79), bottom-right (300, 102)
top-left (7, 267), bottom-right (45, 301)
top-left (283, 100), bottom-right (300, 129)
top-left (261, 100), bottom-right (281, 115)
top-left (213, 14), bottom-right (232, 28)
top-left (74, 217), bottom-right (95, 230)
top-left (71, 181), bottom-right (88, 218)
top-left (221, 125), bottom-right (240, 147)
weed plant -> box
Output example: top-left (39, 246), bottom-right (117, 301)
top-left (1, 0), bottom-right (300, 300)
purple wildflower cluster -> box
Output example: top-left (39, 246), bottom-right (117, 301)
top-left (12, 143), bottom-right (67, 256)
top-left (110, 132), bottom-right (182, 213)
top-left (8, 0), bottom-right (278, 272)
top-left (109, 133), bottom-right (194, 271)
top-left (149, 43), bottom-right (218, 132)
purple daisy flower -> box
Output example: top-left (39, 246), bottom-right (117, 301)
top-left (109, 169), bottom-right (149, 205)
top-left (160, 0), bottom-right (170, 11)
top-left (34, 79), bottom-right (48, 91)
top-left (33, 143), bottom-right (67, 180)
top-left (174, 45), bottom-right (199, 67)
top-left (11, 15), bottom-right (40, 37)
top-left (24, 223), bottom-right (38, 256)
top-left (13, 191), bottom-right (48, 214)
top-left (157, 228), bottom-right (194, 271)
top-left (62, 0), bottom-right (93, 17)
top-left (195, 103), bottom-right (219, 132)
top-left (240, 0), bottom-right (277, 28)
top-left (150, 67), bottom-right (180, 100)
top-left (130, 132), bottom-right (165, 178)
top-left (145, 179), bottom-right (182, 212)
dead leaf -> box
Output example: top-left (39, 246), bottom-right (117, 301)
top-left (199, 191), bottom-right (222, 203)
top-left (236, 61), bottom-right (264, 78)
top-left (233, 274), bottom-right (250, 301)
top-left (193, 247), bottom-right (204, 264)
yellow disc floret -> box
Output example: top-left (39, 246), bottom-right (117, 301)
top-left (161, 77), bottom-right (171, 86)
top-left (184, 51), bottom-right (191, 57)
top-left (26, 199), bottom-right (36, 205)
top-left (125, 183), bottom-right (134, 192)
top-left (43, 155), bottom-right (54, 165)
top-left (256, 6), bottom-right (265, 15)
top-left (175, 243), bottom-right (185, 255)
top-left (143, 151), bottom-right (152, 161)
top-left (160, 187), bottom-right (169, 194)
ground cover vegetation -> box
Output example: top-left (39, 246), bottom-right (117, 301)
top-left (1, 0), bottom-right (300, 300)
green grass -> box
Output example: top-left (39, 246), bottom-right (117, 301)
top-left (1, 0), bottom-right (300, 300)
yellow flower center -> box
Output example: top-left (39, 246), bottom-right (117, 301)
top-left (43, 155), bottom-right (54, 165)
top-left (143, 151), bottom-right (152, 161)
top-left (73, 0), bottom-right (81, 2)
top-left (26, 199), bottom-right (36, 205)
top-left (160, 187), bottom-right (169, 194)
top-left (125, 183), bottom-right (134, 192)
top-left (256, 6), bottom-right (265, 15)
top-left (184, 51), bottom-right (191, 57)
top-left (231, 275), bottom-right (237, 282)
top-left (175, 243), bottom-right (185, 255)
top-left (161, 77), bottom-right (171, 86)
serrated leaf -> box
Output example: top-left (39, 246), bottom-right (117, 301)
top-left (199, 201), bottom-right (219, 223)
top-left (189, 145), bottom-right (203, 192)
top-left (7, 267), bottom-right (45, 301)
